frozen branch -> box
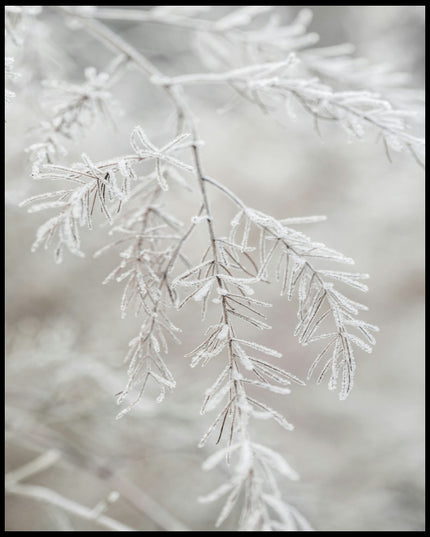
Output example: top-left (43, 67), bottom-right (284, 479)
top-left (13, 5), bottom-right (424, 532)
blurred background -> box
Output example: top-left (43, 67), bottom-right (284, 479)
top-left (5, 6), bottom-right (425, 531)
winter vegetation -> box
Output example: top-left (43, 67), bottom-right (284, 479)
top-left (5, 6), bottom-right (425, 532)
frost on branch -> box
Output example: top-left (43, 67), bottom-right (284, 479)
top-left (198, 440), bottom-right (312, 531)
top-left (170, 192), bottom-right (377, 527)
top-left (23, 124), bottom-right (194, 412)
top-left (22, 126), bottom-right (193, 263)
top-left (186, 7), bottom-right (425, 165)
top-left (96, 193), bottom-right (188, 416)
top-left (231, 207), bottom-right (379, 400)
top-left (14, 6), bottom-right (422, 532)
top-left (129, 127), bottom-right (193, 191)
top-left (159, 58), bottom-right (424, 164)
top-left (72, 5), bottom-right (424, 166)
top-left (26, 65), bottom-right (120, 177)
top-left (172, 213), bottom-right (309, 529)
top-left (21, 155), bottom-right (129, 262)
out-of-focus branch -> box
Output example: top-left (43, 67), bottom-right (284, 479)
top-left (5, 449), bottom-right (61, 485)
top-left (6, 482), bottom-right (134, 532)
top-left (5, 451), bottom-right (135, 532)
top-left (6, 419), bottom-right (190, 531)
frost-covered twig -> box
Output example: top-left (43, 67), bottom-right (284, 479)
top-left (204, 175), bottom-right (378, 399)
top-left (154, 62), bottom-right (424, 164)
top-left (15, 6), bottom-right (424, 532)
top-left (158, 88), bottom-right (312, 529)
top-left (21, 127), bottom-right (193, 262)
top-left (100, 198), bottom-right (202, 418)
top-left (26, 58), bottom-right (126, 177)
top-left (74, 6), bottom-right (424, 165)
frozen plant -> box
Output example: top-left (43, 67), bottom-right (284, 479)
top-left (8, 6), bottom-right (424, 532)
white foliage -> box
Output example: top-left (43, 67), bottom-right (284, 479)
top-left (26, 66), bottom-right (119, 176)
top-left (14, 5), bottom-right (424, 532)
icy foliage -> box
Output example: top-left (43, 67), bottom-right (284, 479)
top-left (26, 63), bottom-right (123, 176)
top-left (95, 193), bottom-right (192, 416)
top-left (151, 7), bottom-right (424, 166)
top-left (241, 206), bottom-right (379, 400)
top-left (13, 5), bottom-right (424, 532)
top-left (21, 127), bottom-right (193, 262)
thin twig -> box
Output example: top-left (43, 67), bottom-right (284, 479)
top-left (6, 482), bottom-right (134, 532)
